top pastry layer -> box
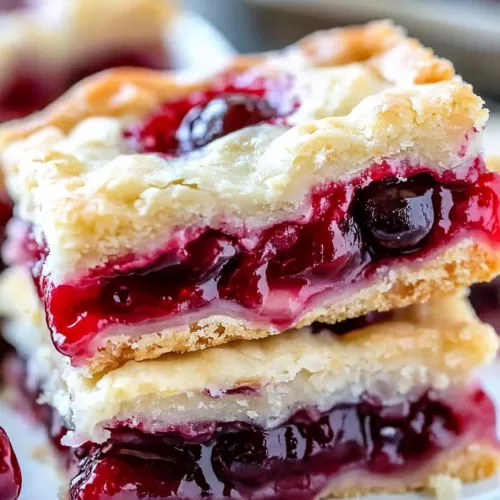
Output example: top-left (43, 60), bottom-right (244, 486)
top-left (0, 21), bottom-right (488, 279)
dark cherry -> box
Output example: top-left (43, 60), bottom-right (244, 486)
top-left (356, 175), bottom-right (435, 252)
top-left (125, 91), bottom-right (278, 156)
top-left (67, 389), bottom-right (494, 500)
top-left (176, 94), bottom-right (276, 152)
top-left (470, 278), bottom-right (500, 333)
top-left (311, 310), bottom-right (392, 335)
top-left (0, 428), bottom-right (21, 500)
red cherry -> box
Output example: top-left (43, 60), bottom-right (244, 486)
top-left (0, 427), bottom-right (22, 500)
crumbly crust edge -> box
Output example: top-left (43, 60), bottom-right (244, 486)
top-left (321, 442), bottom-right (500, 498)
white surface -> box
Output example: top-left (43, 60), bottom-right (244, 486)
top-left (484, 115), bottom-right (500, 157)
top-left (2, 362), bottom-right (500, 499)
top-left (167, 11), bottom-right (236, 71)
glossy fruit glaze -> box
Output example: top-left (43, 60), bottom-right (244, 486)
top-left (0, 46), bottom-right (168, 122)
top-left (17, 154), bottom-right (500, 363)
top-left (470, 278), bottom-right (500, 333)
top-left (0, 428), bottom-right (21, 500)
top-left (68, 388), bottom-right (495, 500)
top-left (124, 75), bottom-right (295, 156)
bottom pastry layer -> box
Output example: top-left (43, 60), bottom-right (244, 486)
top-left (68, 392), bottom-right (499, 500)
top-left (4, 354), bottom-right (499, 500)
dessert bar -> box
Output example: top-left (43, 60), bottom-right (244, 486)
top-left (0, 0), bottom-right (175, 121)
top-left (0, 268), bottom-right (498, 498)
top-left (1, 22), bottom-right (499, 373)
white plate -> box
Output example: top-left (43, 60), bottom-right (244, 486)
top-left (2, 361), bottom-right (500, 499)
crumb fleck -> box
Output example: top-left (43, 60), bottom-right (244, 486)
top-left (429, 474), bottom-right (462, 500)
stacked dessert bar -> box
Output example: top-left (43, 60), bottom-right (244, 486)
top-left (1, 21), bottom-right (500, 498)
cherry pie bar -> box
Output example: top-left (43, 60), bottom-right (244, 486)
top-left (2, 22), bottom-right (500, 374)
top-left (0, 267), bottom-right (498, 499)
top-left (0, 0), bottom-right (176, 122)
top-left (0, 427), bottom-right (21, 500)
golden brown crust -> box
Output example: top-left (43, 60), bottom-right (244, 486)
top-left (82, 238), bottom-right (500, 374)
top-left (293, 20), bottom-right (454, 84)
top-left (0, 21), bottom-right (454, 147)
top-left (321, 442), bottom-right (500, 498)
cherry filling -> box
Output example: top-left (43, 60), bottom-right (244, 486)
top-left (0, 46), bottom-right (169, 122)
top-left (21, 157), bottom-right (500, 362)
top-left (67, 389), bottom-right (495, 500)
top-left (0, 428), bottom-right (21, 500)
top-left (123, 76), bottom-right (294, 156)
